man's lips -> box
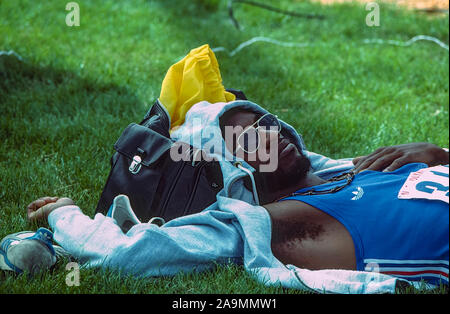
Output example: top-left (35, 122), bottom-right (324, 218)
top-left (277, 138), bottom-right (299, 160)
top-left (278, 138), bottom-right (290, 154)
top-left (280, 143), bottom-right (296, 158)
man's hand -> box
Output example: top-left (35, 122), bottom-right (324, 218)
top-left (27, 196), bottom-right (75, 221)
top-left (352, 142), bottom-right (449, 173)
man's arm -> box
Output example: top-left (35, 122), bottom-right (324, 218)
top-left (352, 142), bottom-right (449, 173)
top-left (27, 197), bottom-right (244, 276)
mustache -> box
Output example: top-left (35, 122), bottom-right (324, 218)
top-left (244, 152), bottom-right (311, 204)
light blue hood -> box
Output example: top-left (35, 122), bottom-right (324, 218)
top-left (170, 99), bottom-right (354, 205)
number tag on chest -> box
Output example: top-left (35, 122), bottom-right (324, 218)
top-left (398, 165), bottom-right (449, 204)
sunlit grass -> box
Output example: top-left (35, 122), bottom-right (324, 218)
top-left (0, 0), bottom-right (448, 294)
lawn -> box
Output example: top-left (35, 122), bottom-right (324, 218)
top-left (0, 0), bottom-right (448, 294)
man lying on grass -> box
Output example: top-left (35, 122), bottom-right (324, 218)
top-left (218, 108), bottom-right (449, 286)
top-left (21, 104), bottom-right (449, 288)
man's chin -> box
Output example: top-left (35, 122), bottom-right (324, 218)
top-left (283, 148), bottom-right (303, 166)
top-left (251, 162), bottom-right (309, 204)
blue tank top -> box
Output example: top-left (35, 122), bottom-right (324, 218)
top-left (280, 163), bottom-right (449, 286)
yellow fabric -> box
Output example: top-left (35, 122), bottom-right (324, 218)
top-left (159, 44), bottom-right (236, 129)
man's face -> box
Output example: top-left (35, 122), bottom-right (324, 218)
top-left (221, 109), bottom-right (311, 201)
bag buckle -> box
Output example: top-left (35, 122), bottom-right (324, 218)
top-left (129, 155), bottom-right (142, 174)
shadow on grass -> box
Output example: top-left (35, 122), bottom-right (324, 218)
top-left (0, 55), bottom-right (145, 123)
top-left (0, 54), bottom-right (149, 218)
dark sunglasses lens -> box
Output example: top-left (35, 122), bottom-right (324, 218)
top-left (258, 114), bottom-right (280, 130)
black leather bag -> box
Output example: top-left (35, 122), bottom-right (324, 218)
top-left (95, 100), bottom-right (224, 223)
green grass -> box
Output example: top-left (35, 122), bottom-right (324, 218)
top-left (0, 0), bottom-right (448, 294)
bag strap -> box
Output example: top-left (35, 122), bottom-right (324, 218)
top-left (139, 100), bottom-right (171, 138)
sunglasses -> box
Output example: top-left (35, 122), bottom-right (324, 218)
top-left (235, 113), bottom-right (282, 154)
